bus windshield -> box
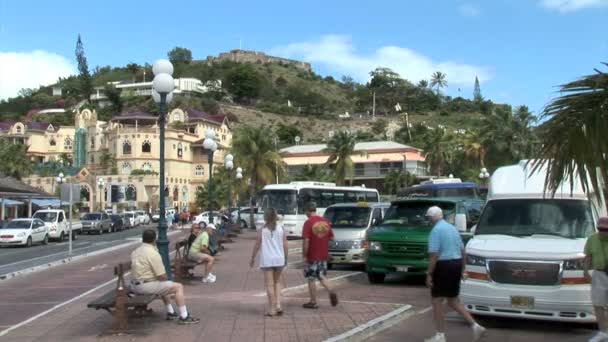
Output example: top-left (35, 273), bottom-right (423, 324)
top-left (475, 199), bottom-right (593, 239)
top-left (258, 190), bottom-right (298, 215)
top-left (297, 188), bottom-right (379, 212)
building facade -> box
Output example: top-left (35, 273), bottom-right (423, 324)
top-left (0, 107), bottom-right (232, 213)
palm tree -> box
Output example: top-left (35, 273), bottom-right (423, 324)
top-left (294, 164), bottom-right (333, 182)
top-left (532, 63), bottom-right (608, 210)
top-left (462, 129), bottom-right (488, 168)
top-left (0, 139), bottom-right (34, 180)
top-left (430, 71), bottom-right (448, 96)
top-left (231, 125), bottom-right (283, 228)
top-left (418, 80), bottom-right (429, 89)
top-left (58, 153), bottom-right (73, 167)
top-left (384, 169), bottom-right (416, 195)
top-left (324, 131), bottom-right (361, 186)
top-left (126, 63), bottom-right (140, 83)
top-left (422, 128), bottom-right (454, 176)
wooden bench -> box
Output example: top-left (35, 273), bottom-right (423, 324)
top-left (87, 262), bottom-right (159, 333)
top-left (173, 239), bottom-right (198, 283)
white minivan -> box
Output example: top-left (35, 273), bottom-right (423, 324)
top-left (461, 160), bottom-right (607, 323)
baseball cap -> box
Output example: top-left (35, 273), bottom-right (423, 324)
top-left (425, 206), bottom-right (443, 218)
top-left (207, 224), bottom-right (217, 230)
top-left (598, 217), bottom-right (608, 232)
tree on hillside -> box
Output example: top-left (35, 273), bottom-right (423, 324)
top-left (418, 80), bottom-right (429, 88)
top-left (473, 76), bottom-right (482, 102)
top-left (371, 118), bottom-right (388, 135)
top-left (324, 131), bottom-right (362, 186)
top-left (384, 170), bottom-right (416, 195)
top-left (462, 129), bottom-right (488, 169)
top-left (368, 67), bottom-right (411, 113)
top-left (231, 126), bottom-right (283, 228)
top-left (422, 128), bottom-right (454, 176)
top-left (126, 63), bottom-right (140, 82)
top-left (75, 34), bottom-right (93, 101)
top-left (104, 84), bottom-right (123, 113)
top-left (168, 47), bottom-right (193, 65)
top-left (531, 64), bottom-right (608, 208)
top-left (225, 64), bottom-right (262, 103)
top-left (275, 123), bottom-right (302, 146)
top-left (293, 164), bottom-right (333, 182)
top-left (0, 138), bottom-right (33, 179)
top-left (430, 71), bottom-right (448, 96)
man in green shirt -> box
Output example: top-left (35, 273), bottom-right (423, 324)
top-left (584, 217), bottom-right (608, 342)
top-left (188, 224), bottom-right (216, 283)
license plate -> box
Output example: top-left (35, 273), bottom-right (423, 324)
top-left (396, 266), bottom-right (409, 272)
top-left (511, 296), bottom-right (534, 308)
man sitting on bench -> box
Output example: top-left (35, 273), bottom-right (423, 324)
top-left (130, 229), bottom-right (200, 324)
top-left (188, 224), bottom-right (217, 284)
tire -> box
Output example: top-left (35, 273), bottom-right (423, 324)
top-left (59, 232), bottom-right (65, 242)
top-left (367, 272), bottom-right (386, 284)
top-left (327, 263), bottom-right (334, 270)
top-left (42, 234), bottom-right (48, 245)
top-left (25, 237), bottom-right (32, 248)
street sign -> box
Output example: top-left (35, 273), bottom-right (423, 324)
top-left (60, 184), bottom-right (80, 204)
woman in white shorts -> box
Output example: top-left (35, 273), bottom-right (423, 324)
top-left (584, 217), bottom-right (608, 342)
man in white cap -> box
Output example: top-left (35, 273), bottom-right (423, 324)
top-left (188, 223), bottom-right (217, 283)
top-left (424, 206), bottom-right (485, 342)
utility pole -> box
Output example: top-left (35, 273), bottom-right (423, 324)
top-left (372, 92), bottom-right (376, 120)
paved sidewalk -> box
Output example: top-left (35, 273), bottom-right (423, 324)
top-left (1, 231), bottom-right (405, 342)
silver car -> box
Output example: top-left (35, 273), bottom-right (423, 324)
top-left (81, 212), bottom-right (113, 234)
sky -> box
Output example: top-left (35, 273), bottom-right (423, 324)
top-left (1, 0), bottom-right (607, 116)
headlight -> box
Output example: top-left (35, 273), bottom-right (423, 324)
top-left (369, 241), bottom-right (382, 251)
top-left (351, 239), bottom-right (365, 249)
top-left (466, 254), bottom-right (487, 267)
top-left (563, 258), bottom-right (585, 271)
top-left (17, 232), bottom-right (26, 237)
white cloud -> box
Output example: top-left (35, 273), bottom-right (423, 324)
top-left (458, 3), bottom-right (481, 17)
top-left (540, 0), bottom-right (608, 13)
top-left (0, 50), bottom-right (75, 100)
top-left (270, 35), bottom-right (492, 87)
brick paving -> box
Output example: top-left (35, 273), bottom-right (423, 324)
top-left (0, 231), bottom-right (404, 342)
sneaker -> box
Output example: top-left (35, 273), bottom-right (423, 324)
top-left (589, 331), bottom-right (608, 342)
top-left (424, 333), bottom-right (446, 342)
top-left (178, 315), bottom-right (201, 325)
top-left (166, 312), bottom-right (179, 321)
top-left (202, 275), bottom-right (216, 284)
top-left (208, 273), bottom-right (216, 280)
top-left (472, 323), bottom-right (486, 342)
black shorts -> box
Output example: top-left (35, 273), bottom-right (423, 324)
top-left (431, 259), bottom-right (463, 298)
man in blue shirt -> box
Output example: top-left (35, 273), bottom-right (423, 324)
top-left (425, 206), bottom-right (485, 342)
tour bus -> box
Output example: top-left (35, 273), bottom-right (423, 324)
top-left (256, 182), bottom-right (380, 237)
top-left (397, 178), bottom-right (481, 200)
top-left (461, 160), bottom-right (607, 323)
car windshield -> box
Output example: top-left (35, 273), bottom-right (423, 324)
top-left (82, 213), bottom-right (101, 220)
top-left (32, 212), bottom-right (57, 223)
top-left (476, 199), bottom-right (594, 239)
top-left (380, 202), bottom-right (456, 228)
top-left (324, 207), bottom-right (372, 228)
top-left (5, 221), bottom-right (31, 229)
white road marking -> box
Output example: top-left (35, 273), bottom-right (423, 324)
top-left (87, 264), bottom-right (108, 272)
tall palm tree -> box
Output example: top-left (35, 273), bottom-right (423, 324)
top-left (418, 80), bottom-right (429, 89)
top-left (231, 125), bottom-right (283, 227)
top-left (324, 131), bottom-right (361, 186)
top-left (422, 128), bottom-right (454, 176)
top-left (462, 129), bottom-right (488, 168)
top-left (384, 169), bottom-right (416, 195)
top-left (294, 164), bottom-right (333, 182)
top-left (532, 63), bottom-right (608, 210)
top-left (0, 139), bottom-right (34, 180)
top-left (430, 71), bottom-right (448, 96)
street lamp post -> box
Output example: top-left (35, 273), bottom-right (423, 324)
top-left (152, 59), bottom-right (175, 279)
top-left (235, 167), bottom-right (243, 228)
top-left (478, 167), bottom-right (490, 186)
top-left (97, 178), bottom-right (105, 212)
top-left (225, 154), bottom-right (234, 236)
top-left (203, 129), bottom-right (218, 227)
top-left (56, 173), bottom-right (74, 254)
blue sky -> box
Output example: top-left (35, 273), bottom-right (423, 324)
top-left (1, 0), bottom-right (607, 115)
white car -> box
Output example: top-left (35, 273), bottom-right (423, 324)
top-left (123, 211), bottom-right (139, 227)
top-left (135, 210), bottom-right (150, 225)
top-left (0, 218), bottom-right (48, 247)
top-left (193, 211), bottom-right (222, 226)
top-left (230, 207), bottom-right (257, 228)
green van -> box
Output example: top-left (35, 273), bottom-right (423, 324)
top-left (365, 198), bottom-right (483, 284)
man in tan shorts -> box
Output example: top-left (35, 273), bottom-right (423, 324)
top-left (188, 224), bottom-right (216, 283)
top-left (130, 229), bottom-right (200, 324)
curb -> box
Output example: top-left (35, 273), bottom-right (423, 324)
top-left (0, 230), bottom-right (183, 281)
top-left (323, 304), bottom-right (414, 342)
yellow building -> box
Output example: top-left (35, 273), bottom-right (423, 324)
top-left (1, 108), bottom-right (232, 212)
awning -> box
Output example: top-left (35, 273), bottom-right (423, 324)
top-left (31, 199), bottom-right (61, 208)
top-left (0, 199), bottom-right (24, 207)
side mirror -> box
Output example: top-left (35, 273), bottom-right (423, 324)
top-left (455, 214), bottom-right (467, 232)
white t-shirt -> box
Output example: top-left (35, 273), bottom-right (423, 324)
top-left (259, 224), bottom-right (285, 268)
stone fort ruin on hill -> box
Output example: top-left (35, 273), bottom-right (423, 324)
top-left (205, 49), bottom-right (312, 72)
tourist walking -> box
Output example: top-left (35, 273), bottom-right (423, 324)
top-left (584, 217), bottom-right (608, 342)
top-left (424, 206), bottom-right (485, 342)
top-left (301, 203), bottom-right (338, 309)
top-left (250, 208), bottom-right (288, 317)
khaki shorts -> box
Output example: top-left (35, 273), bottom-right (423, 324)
top-left (130, 280), bottom-right (175, 296)
top-left (592, 271), bottom-right (608, 306)
top-left (189, 251), bottom-right (212, 263)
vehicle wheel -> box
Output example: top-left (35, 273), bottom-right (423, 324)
top-left (367, 272), bottom-right (386, 284)
top-left (42, 234), bottom-right (48, 245)
top-left (241, 219), bottom-right (247, 228)
top-left (59, 232), bottom-right (65, 242)
top-left (26, 237), bottom-right (32, 248)
top-left (327, 263), bottom-right (334, 270)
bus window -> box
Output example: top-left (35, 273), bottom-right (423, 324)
top-left (366, 192), bottom-right (379, 202)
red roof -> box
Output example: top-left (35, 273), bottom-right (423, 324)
top-left (186, 108), bottom-right (228, 125)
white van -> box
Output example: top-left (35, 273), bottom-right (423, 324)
top-left (461, 160), bottom-right (606, 323)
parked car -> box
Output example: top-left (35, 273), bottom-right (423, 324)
top-left (119, 213), bottom-right (133, 229)
top-left (135, 210), bottom-right (150, 225)
top-left (230, 207), bottom-right (258, 228)
top-left (0, 218), bottom-right (48, 247)
top-left (151, 209), bottom-right (161, 223)
top-left (123, 211), bottom-right (139, 227)
top-left (324, 202), bottom-right (391, 268)
top-left (193, 211), bottom-right (222, 226)
top-left (104, 209), bottom-right (114, 215)
top-left (81, 212), bottom-right (113, 234)
top-left (109, 214), bottom-right (125, 232)
top-left (32, 209), bottom-right (82, 241)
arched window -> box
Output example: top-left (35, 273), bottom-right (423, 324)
top-left (123, 141), bottom-right (132, 155)
top-left (126, 184), bottom-right (137, 201)
top-left (122, 162), bottom-right (132, 175)
top-left (177, 143), bottom-right (183, 158)
top-left (174, 113), bottom-right (181, 122)
top-left (173, 187), bottom-right (179, 201)
top-left (195, 165), bottom-right (204, 177)
top-left (142, 162), bottom-right (152, 171)
top-left (49, 138), bottom-right (56, 146)
top-left (80, 186), bottom-right (90, 201)
top-left (16, 126), bottom-right (22, 134)
top-left (142, 140), bottom-right (151, 153)
top-left (64, 138), bottom-right (73, 150)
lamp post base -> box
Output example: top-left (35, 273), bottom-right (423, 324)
top-left (156, 221), bottom-right (171, 278)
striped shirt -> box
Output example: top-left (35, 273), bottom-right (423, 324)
top-left (428, 219), bottom-right (464, 260)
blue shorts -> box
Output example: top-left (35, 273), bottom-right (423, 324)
top-left (304, 261), bottom-right (328, 281)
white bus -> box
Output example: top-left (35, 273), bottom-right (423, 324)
top-left (256, 182), bottom-right (380, 238)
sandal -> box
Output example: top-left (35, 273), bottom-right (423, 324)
top-left (302, 302), bottom-right (319, 309)
top-left (264, 312), bottom-right (276, 317)
top-left (276, 308), bottom-right (283, 316)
